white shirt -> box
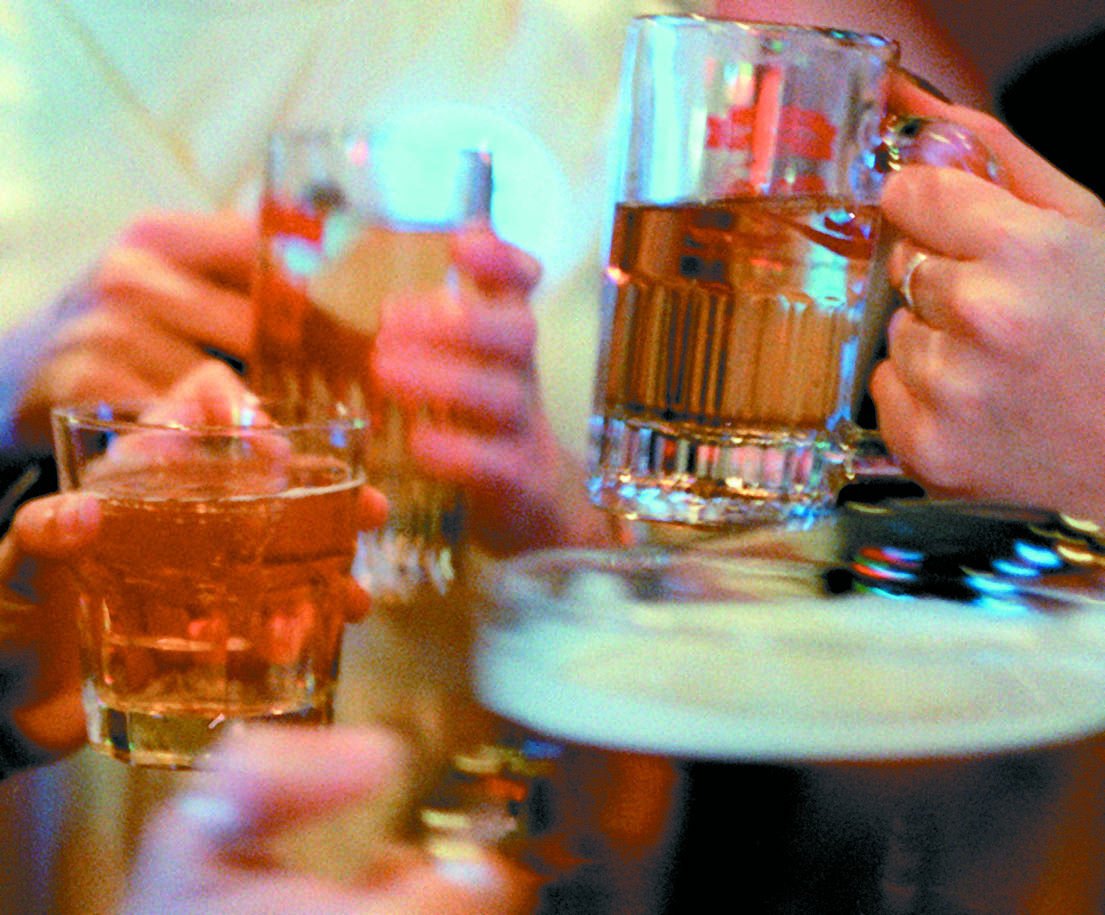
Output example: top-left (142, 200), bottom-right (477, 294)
top-left (0, 0), bottom-right (684, 457)
top-left (1, 3), bottom-right (692, 911)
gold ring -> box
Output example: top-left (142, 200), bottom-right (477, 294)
top-left (900, 250), bottom-right (929, 313)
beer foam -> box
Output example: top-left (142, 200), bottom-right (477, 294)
top-left (476, 588), bottom-right (1105, 761)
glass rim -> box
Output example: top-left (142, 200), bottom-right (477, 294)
top-left (629, 13), bottom-right (899, 56)
top-left (476, 542), bottom-right (1105, 762)
top-left (49, 400), bottom-right (369, 436)
top-left (482, 541), bottom-right (1105, 637)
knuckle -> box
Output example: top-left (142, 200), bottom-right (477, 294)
top-left (48, 353), bottom-right (119, 405)
top-left (907, 438), bottom-right (967, 492)
top-left (91, 246), bottom-right (146, 297)
top-left (1012, 208), bottom-right (1074, 263)
top-left (948, 276), bottom-right (1002, 338)
top-left (114, 209), bottom-right (175, 247)
top-left (1080, 193), bottom-right (1105, 229)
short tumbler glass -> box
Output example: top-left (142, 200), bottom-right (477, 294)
top-left (52, 401), bottom-right (368, 769)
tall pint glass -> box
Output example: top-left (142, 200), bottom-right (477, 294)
top-left (251, 130), bottom-right (492, 605)
top-left (423, 503), bottom-right (1105, 913)
top-left (587, 17), bottom-right (996, 527)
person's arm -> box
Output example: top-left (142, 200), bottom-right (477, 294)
top-left (0, 210), bottom-right (257, 453)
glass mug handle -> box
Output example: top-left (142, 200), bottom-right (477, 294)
top-left (841, 115), bottom-right (1008, 490)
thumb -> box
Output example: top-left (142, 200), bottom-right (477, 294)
top-left (890, 71), bottom-right (1105, 227)
top-left (4, 492), bottom-right (101, 566)
top-left (134, 725), bottom-right (411, 879)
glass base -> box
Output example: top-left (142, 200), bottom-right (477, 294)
top-left (587, 416), bottom-right (836, 527)
top-left (354, 485), bottom-right (467, 607)
top-left (84, 686), bottom-right (333, 770)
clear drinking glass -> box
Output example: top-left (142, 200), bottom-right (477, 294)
top-left (587, 16), bottom-right (998, 528)
top-left (52, 401), bottom-right (368, 769)
top-left (422, 504), bottom-right (1105, 913)
top-left (251, 129), bottom-right (492, 606)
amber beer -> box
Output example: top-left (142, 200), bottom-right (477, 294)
top-left (598, 196), bottom-right (874, 433)
top-left (427, 552), bottom-right (1105, 914)
top-left (591, 196), bottom-right (878, 523)
top-left (252, 214), bottom-right (453, 416)
top-left (69, 458), bottom-right (361, 768)
top-left (53, 402), bottom-right (367, 769)
top-left (250, 132), bottom-right (490, 604)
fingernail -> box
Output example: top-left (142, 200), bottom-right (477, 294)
top-left (175, 791), bottom-right (244, 844)
top-left (898, 67), bottom-right (953, 104)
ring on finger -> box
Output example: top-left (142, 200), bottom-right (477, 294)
top-left (899, 250), bottom-right (930, 314)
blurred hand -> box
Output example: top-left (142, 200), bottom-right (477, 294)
top-left (151, 363), bottom-right (386, 623)
top-left (121, 361), bottom-right (386, 624)
top-left (1, 490), bottom-right (100, 759)
top-left (1, 361), bottom-right (388, 774)
top-left (123, 725), bottom-right (536, 915)
top-left (373, 226), bottom-right (626, 555)
top-left (872, 75), bottom-right (1105, 522)
top-left (9, 210), bottom-right (256, 450)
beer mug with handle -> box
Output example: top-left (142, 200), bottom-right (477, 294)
top-left (587, 16), bottom-right (1001, 528)
top-left (421, 502), bottom-right (1105, 913)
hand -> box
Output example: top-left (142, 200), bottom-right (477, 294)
top-left (1, 490), bottom-right (100, 760)
top-left (872, 78), bottom-right (1105, 522)
top-left (7, 210), bottom-right (256, 451)
top-left (373, 226), bottom-right (626, 555)
top-left (1, 361), bottom-right (388, 773)
top-left (123, 725), bottom-right (536, 915)
top-left (114, 361), bottom-right (386, 624)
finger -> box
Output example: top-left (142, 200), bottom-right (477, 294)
top-left (339, 575), bottom-right (373, 623)
top-left (119, 209), bottom-right (259, 290)
top-left (378, 289), bottom-right (537, 366)
top-left (167, 725), bottom-right (409, 852)
top-left (886, 235), bottom-right (1050, 356)
top-left (882, 166), bottom-right (1038, 261)
top-left (406, 424), bottom-right (529, 495)
top-left (96, 245), bottom-right (254, 361)
top-left (353, 852), bottom-right (539, 915)
top-left (882, 304), bottom-right (993, 413)
top-left (22, 350), bottom-right (163, 416)
top-left (42, 309), bottom-right (215, 393)
top-left (889, 73), bottom-right (1105, 226)
top-left (886, 244), bottom-right (957, 330)
top-left (374, 348), bottom-right (531, 432)
top-left (357, 486), bottom-right (389, 531)
top-left (451, 228), bottom-right (542, 297)
top-left (154, 361), bottom-right (260, 424)
top-left (880, 308), bottom-right (947, 405)
top-left (869, 360), bottom-right (966, 494)
top-left (3, 493), bottom-right (101, 564)
top-left (130, 850), bottom-right (536, 915)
